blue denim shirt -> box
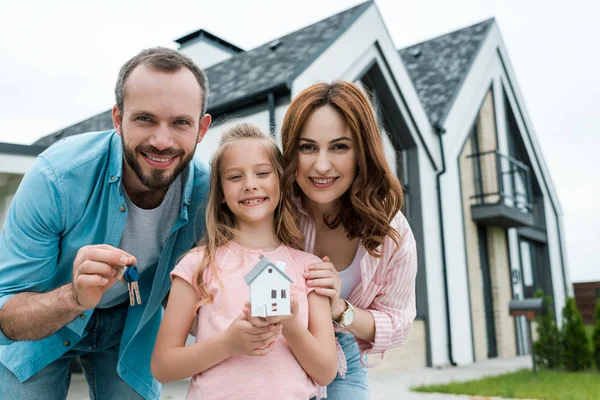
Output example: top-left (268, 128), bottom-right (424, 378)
top-left (0, 130), bottom-right (209, 399)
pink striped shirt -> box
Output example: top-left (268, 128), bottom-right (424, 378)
top-left (298, 209), bottom-right (417, 378)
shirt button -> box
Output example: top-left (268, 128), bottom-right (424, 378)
top-left (64, 341), bottom-right (70, 346)
top-left (119, 205), bottom-right (126, 212)
top-left (79, 314), bottom-right (86, 319)
top-left (110, 176), bottom-right (115, 181)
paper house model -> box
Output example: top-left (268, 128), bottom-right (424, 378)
top-left (244, 256), bottom-right (293, 317)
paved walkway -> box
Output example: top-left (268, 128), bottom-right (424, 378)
top-left (66, 356), bottom-right (531, 399)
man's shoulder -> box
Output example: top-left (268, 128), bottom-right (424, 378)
top-left (38, 130), bottom-right (117, 176)
top-left (190, 155), bottom-right (210, 184)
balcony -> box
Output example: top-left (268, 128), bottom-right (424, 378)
top-left (467, 150), bottom-right (534, 228)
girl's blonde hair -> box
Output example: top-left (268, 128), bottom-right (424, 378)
top-left (192, 123), bottom-right (303, 306)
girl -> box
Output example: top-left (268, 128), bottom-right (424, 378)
top-left (281, 81), bottom-right (418, 399)
top-left (151, 123), bottom-right (337, 399)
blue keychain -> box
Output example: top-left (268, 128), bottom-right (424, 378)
top-left (118, 265), bottom-right (142, 306)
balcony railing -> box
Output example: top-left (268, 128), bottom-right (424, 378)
top-left (467, 150), bottom-right (534, 228)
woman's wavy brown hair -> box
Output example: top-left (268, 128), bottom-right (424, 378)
top-left (191, 123), bottom-right (303, 306)
top-left (281, 81), bottom-right (404, 256)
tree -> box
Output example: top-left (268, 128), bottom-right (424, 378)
top-left (560, 297), bottom-right (592, 371)
top-left (532, 289), bottom-right (561, 369)
top-left (593, 298), bottom-right (600, 371)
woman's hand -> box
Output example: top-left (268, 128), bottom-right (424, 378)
top-left (304, 256), bottom-right (346, 320)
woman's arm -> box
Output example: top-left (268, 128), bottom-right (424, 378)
top-left (151, 277), bottom-right (281, 383)
top-left (281, 292), bottom-right (338, 386)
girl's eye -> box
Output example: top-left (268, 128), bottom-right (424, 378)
top-left (257, 171), bottom-right (271, 176)
top-left (228, 175), bottom-right (241, 181)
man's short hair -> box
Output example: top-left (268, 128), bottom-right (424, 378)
top-left (115, 47), bottom-right (209, 115)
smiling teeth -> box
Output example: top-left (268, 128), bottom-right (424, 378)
top-left (313, 178), bottom-right (335, 184)
top-left (242, 198), bottom-right (265, 204)
top-left (147, 155), bottom-right (172, 163)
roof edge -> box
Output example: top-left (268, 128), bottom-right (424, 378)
top-left (0, 142), bottom-right (47, 156)
top-left (175, 28), bottom-right (244, 54)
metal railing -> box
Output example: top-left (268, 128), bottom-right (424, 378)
top-left (467, 150), bottom-right (533, 213)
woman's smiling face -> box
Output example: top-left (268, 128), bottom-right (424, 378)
top-left (296, 105), bottom-right (356, 208)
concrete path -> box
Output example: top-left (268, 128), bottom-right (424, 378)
top-left (66, 356), bottom-right (532, 399)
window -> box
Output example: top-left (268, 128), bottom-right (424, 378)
top-left (271, 303), bottom-right (277, 312)
top-left (281, 289), bottom-right (286, 299)
top-left (268, 268), bottom-right (273, 273)
top-left (271, 290), bottom-right (277, 299)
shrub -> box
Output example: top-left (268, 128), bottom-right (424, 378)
top-left (532, 289), bottom-right (561, 369)
top-left (560, 297), bottom-right (592, 371)
top-left (593, 298), bottom-right (600, 371)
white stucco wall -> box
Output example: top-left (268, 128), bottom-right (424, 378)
top-left (180, 40), bottom-right (235, 70)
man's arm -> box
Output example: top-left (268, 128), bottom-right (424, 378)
top-left (0, 245), bottom-right (136, 341)
top-left (0, 157), bottom-right (135, 342)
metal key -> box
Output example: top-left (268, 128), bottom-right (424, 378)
top-left (116, 265), bottom-right (142, 306)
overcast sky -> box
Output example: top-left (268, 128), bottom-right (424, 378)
top-left (0, 0), bottom-right (598, 283)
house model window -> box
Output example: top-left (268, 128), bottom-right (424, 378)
top-left (244, 256), bottom-right (292, 317)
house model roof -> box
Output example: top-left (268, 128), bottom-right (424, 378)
top-left (244, 256), bottom-right (293, 286)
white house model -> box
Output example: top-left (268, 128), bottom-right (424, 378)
top-left (244, 256), bottom-right (292, 317)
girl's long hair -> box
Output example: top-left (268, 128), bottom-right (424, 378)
top-left (281, 81), bottom-right (404, 256)
top-left (192, 123), bottom-right (303, 306)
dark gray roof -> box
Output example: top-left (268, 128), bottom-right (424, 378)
top-left (244, 256), bottom-right (292, 286)
top-left (0, 142), bottom-right (47, 156)
top-left (34, 1), bottom-right (371, 147)
top-left (399, 18), bottom-right (494, 126)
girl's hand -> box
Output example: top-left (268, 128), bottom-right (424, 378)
top-left (224, 312), bottom-right (282, 356)
top-left (304, 256), bottom-right (345, 320)
top-left (243, 300), bottom-right (298, 328)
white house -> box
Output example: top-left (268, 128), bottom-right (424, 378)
top-left (244, 257), bottom-right (292, 317)
top-left (3, 1), bottom-right (569, 370)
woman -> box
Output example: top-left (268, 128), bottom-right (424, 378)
top-left (281, 81), bottom-right (417, 399)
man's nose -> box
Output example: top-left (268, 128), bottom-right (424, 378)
top-left (148, 126), bottom-right (174, 151)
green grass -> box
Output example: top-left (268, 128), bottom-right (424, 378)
top-left (412, 369), bottom-right (600, 400)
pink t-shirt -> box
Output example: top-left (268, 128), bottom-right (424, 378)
top-left (170, 241), bottom-right (321, 400)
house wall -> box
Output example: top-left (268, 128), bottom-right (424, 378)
top-left (179, 40), bottom-right (236, 70)
top-left (459, 137), bottom-right (488, 361)
top-left (376, 319), bottom-right (427, 370)
top-left (0, 152), bottom-right (37, 230)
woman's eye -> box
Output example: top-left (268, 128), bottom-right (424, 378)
top-left (332, 144), bottom-right (349, 151)
top-left (299, 144), bottom-right (316, 152)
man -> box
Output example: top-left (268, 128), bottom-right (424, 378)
top-left (0, 47), bottom-right (211, 399)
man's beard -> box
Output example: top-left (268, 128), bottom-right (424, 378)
top-left (121, 131), bottom-right (196, 191)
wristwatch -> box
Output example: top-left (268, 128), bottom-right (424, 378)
top-left (335, 299), bottom-right (356, 328)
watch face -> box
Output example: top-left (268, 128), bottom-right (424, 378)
top-left (343, 308), bottom-right (355, 326)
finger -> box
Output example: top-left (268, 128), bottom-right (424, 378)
top-left (79, 247), bottom-right (137, 267)
top-left (314, 288), bottom-right (339, 299)
top-left (307, 278), bottom-right (337, 289)
top-left (251, 339), bottom-right (277, 354)
top-left (75, 274), bottom-right (110, 288)
top-left (307, 262), bottom-right (336, 272)
top-left (321, 256), bottom-right (330, 262)
top-left (77, 260), bottom-right (119, 278)
top-left (264, 316), bottom-right (282, 325)
top-left (246, 323), bottom-right (278, 335)
top-left (290, 298), bottom-right (299, 315)
top-left (250, 329), bottom-right (279, 343)
top-left (304, 269), bottom-right (335, 279)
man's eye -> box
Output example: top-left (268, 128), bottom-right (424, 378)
top-left (175, 120), bottom-right (189, 125)
top-left (137, 116), bottom-right (151, 122)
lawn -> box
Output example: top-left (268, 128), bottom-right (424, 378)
top-left (412, 369), bottom-right (600, 400)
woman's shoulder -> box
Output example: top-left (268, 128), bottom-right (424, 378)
top-left (384, 211), bottom-right (416, 250)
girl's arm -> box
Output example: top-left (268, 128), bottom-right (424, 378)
top-left (151, 277), bottom-right (281, 383)
top-left (281, 292), bottom-right (338, 386)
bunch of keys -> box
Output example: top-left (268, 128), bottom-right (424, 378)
top-left (116, 265), bottom-right (142, 306)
